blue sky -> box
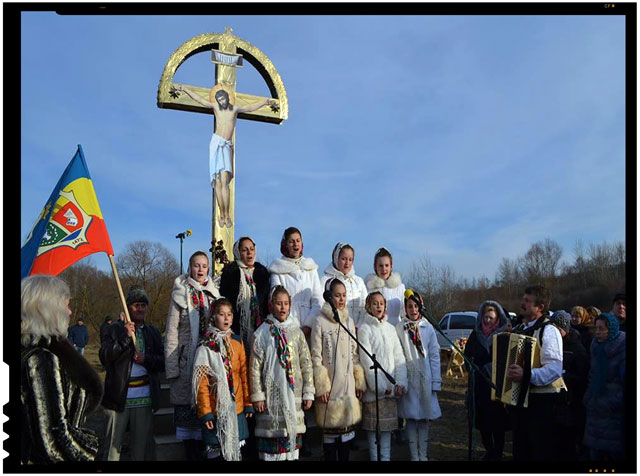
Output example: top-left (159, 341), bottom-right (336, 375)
top-left (20, 12), bottom-right (627, 282)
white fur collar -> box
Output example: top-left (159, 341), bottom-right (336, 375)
top-left (323, 263), bottom-right (355, 281)
top-left (171, 274), bottom-right (219, 309)
top-left (319, 302), bottom-right (349, 324)
top-left (269, 256), bottom-right (318, 275)
top-left (362, 312), bottom-right (387, 327)
top-left (364, 271), bottom-right (402, 291)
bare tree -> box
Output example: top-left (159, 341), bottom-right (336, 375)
top-left (115, 240), bottom-right (180, 329)
top-left (518, 238), bottom-right (563, 284)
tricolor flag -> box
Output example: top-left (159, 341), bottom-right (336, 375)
top-left (21, 145), bottom-right (114, 279)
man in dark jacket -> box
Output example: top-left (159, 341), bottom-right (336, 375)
top-left (550, 311), bottom-right (589, 460)
top-left (68, 317), bottom-right (89, 354)
top-left (99, 285), bottom-right (164, 461)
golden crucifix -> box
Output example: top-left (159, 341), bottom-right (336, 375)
top-left (157, 27), bottom-right (288, 275)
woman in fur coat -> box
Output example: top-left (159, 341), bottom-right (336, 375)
top-left (21, 275), bottom-right (103, 464)
top-left (395, 290), bottom-right (442, 461)
top-left (364, 247), bottom-right (406, 327)
top-left (193, 299), bottom-right (253, 461)
top-left (164, 251), bottom-right (221, 459)
top-left (310, 278), bottom-right (367, 461)
top-left (269, 227), bottom-right (323, 339)
top-left (249, 286), bottom-right (315, 461)
top-left (219, 236), bottom-right (270, 357)
top-left (320, 242), bottom-right (368, 328)
top-left (357, 291), bottom-right (407, 460)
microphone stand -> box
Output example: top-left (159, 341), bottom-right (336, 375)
top-left (329, 303), bottom-right (395, 462)
top-left (415, 303), bottom-right (496, 461)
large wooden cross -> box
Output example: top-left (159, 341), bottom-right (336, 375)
top-left (157, 27), bottom-right (288, 275)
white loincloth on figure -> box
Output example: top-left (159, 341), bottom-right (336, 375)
top-left (209, 133), bottom-right (233, 183)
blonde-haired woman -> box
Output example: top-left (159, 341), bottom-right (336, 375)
top-left (571, 305), bottom-right (595, 356)
top-left (21, 275), bottom-right (103, 463)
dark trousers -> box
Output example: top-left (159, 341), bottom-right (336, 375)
top-left (511, 393), bottom-right (559, 461)
top-left (323, 440), bottom-right (351, 461)
top-left (480, 430), bottom-right (505, 459)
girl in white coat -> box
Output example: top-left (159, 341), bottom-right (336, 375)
top-left (320, 242), bottom-right (368, 328)
top-left (268, 227), bottom-right (323, 339)
top-left (364, 247), bottom-right (406, 327)
top-left (395, 290), bottom-right (442, 461)
top-left (357, 291), bottom-right (408, 461)
top-left (310, 278), bottom-right (366, 461)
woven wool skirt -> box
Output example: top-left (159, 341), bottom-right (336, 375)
top-left (361, 399), bottom-right (399, 432)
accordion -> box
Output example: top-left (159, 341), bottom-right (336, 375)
top-left (491, 333), bottom-right (538, 408)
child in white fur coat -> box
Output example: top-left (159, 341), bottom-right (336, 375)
top-left (357, 291), bottom-right (408, 461)
top-left (309, 278), bottom-right (366, 461)
top-left (364, 247), bottom-right (406, 327)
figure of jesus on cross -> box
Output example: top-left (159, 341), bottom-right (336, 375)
top-left (175, 83), bottom-right (276, 228)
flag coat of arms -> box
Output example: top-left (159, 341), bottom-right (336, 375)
top-left (21, 145), bottom-right (114, 279)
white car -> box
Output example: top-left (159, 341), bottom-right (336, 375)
top-left (435, 311), bottom-right (477, 350)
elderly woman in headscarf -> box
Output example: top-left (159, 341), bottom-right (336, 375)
top-left (320, 242), bottom-right (368, 328)
top-left (21, 275), bottom-right (103, 463)
top-left (463, 300), bottom-right (510, 461)
top-left (219, 236), bottom-right (271, 356)
top-left (583, 312), bottom-right (626, 462)
top-left (165, 251), bottom-right (221, 460)
top-left (549, 311), bottom-right (589, 461)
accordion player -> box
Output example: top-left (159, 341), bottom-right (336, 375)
top-left (491, 333), bottom-right (538, 408)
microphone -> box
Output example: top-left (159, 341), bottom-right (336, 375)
top-left (323, 289), bottom-right (340, 323)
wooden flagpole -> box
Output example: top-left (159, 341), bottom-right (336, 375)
top-left (109, 254), bottom-right (139, 352)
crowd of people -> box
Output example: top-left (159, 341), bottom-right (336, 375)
top-left (20, 227), bottom-right (627, 464)
top-left (464, 290), bottom-right (626, 462)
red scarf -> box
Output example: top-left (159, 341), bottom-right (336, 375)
top-left (480, 317), bottom-right (500, 337)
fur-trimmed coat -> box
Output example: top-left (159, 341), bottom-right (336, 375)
top-left (165, 274), bottom-right (220, 405)
top-left (321, 264), bottom-right (368, 328)
top-left (269, 256), bottom-right (323, 329)
top-left (21, 337), bottom-right (103, 463)
top-left (357, 312), bottom-right (407, 403)
top-left (309, 303), bottom-right (366, 430)
top-left (249, 316), bottom-right (315, 438)
top-left (364, 272), bottom-right (406, 327)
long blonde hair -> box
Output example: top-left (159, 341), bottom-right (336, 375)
top-left (21, 275), bottom-right (71, 346)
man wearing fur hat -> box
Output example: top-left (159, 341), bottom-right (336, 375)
top-left (99, 285), bottom-right (164, 461)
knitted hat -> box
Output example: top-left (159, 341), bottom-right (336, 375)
top-left (550, 310), bottom-right (572, 334)
top-left (126, 285), bottom-right (149, 306)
